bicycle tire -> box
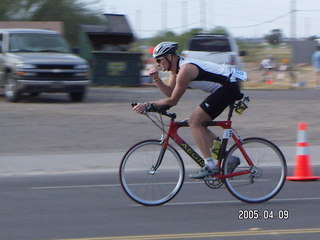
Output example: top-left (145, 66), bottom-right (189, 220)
top-left (119, 139), bottom-right (185, 206)
top-left (223, 137), bottom-right (287, 203)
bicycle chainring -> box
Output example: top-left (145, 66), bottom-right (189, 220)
top-left (203, 177), bottom-right (223, 189)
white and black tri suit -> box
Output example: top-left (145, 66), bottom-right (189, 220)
top-left (178, 56), bottom-right (245, 119)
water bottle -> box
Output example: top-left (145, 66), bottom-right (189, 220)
top-left (235, 97), bottom-right (249, 114)
top-left (211, 137), bottom-right (221, 160)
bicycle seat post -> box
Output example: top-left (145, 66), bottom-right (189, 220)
top-left (227, 103), bottom-right (235, 121)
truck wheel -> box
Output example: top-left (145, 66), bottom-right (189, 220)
top-left (69, 91), bottom-right (85, 102)
top-left (4, 72), bottom-right (20, 102)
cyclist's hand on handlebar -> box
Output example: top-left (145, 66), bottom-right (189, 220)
top-left (132, 102), bottom-right (175, 118)
top-left (132, 102), bottom-right (147, 114)
top-left (132, 102), bottom-right (172, 114)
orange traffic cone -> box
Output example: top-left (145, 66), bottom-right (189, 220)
top-left (266, 79), bottom-right (274, 85)
top-left (287, 122), bottom-right (320, 181)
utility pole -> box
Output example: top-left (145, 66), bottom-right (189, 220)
top-left (181, 0), bottom-right (187, 33)
top-left (200, 0), bottom-right (206, 31)
top-left (290, 0), bottom-right (296, 40)
top-left (162, 0), bottom-right (167, 32)
top-left (135, 9), bottom-right (141, 37)
top-left (211, 0), bottom-right (215, 31)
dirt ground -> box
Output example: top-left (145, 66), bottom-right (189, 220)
top-left (243, 62), bottom-right (318, 89)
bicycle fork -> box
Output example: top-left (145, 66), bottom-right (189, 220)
top-left (149, 148), bottom-right (166, 175)
top-left (149, 135), bottom-right (170, 175)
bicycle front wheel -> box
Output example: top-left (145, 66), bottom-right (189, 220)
top-left (119, 139), bottom-right (185, 206)
top-left (223, 137), bottom-right (287, 203)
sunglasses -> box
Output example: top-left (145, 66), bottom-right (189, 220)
top-left (156, 57), bottom-right (166, 63)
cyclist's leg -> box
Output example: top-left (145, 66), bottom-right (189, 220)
top-left (189, 88), bottom-right (232, 158)
top-left (189, 87), bottom-right (234, 179)
top-left (189, 107), bottom-right (220, 179)
top-left (189, 107), bottom-right (214, 160)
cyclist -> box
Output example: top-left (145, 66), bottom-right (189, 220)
top-left (133, 42), bottom-right (246, 179)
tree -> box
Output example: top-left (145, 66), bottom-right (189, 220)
top-left (146, 28), bottom-right (203, 53)
top-left (31, 0), bottom-right (103, 46)
top-left (265, 29), bottom-right (283, 46)
top-left (0, 0), bottom-right (15, 20)
top-left (0, 0), bottom-right (103, 47)
top-left (210, 26), bottom-right (229, 35)
top-left (0, 0), bottom-right (43, 20)
top-left (143, 27), bottom-right (231, 54)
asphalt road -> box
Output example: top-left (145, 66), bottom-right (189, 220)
top-left (0, 87), bottom-right (320, 239)
top-left (0, 171), bottom-right (320, 240)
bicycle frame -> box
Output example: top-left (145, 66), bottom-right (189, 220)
top-left (157, 117), bottom-right (254, 180)
top-left (122, 97), bottom-right (287, 205)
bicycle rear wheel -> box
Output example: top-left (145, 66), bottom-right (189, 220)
top-left (119, 139), bottom-right (185, 206)
top-left (223, 137), bottom-right (287, 203)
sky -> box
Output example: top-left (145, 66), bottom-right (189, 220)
top-left (84, 0), bottom-right (320, 39)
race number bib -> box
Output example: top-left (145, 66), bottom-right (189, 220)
top-left (230, 69), bottom-right (247, 82)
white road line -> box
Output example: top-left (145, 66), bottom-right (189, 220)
top-left (31, 179), bottom-right (273, 190)
top-left (31, 184), bottom-right (119, 189)
top-left (31, 181), bottom-right (201, 190)
top-left (163, 197), bottom-right (320, 206)
top-left (31, 184), bottom-right (320, 207)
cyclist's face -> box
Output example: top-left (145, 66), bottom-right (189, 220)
top-left (155, 57), bottom-right (165, 64)
top-left (156, 55), bottom-right (169, 71)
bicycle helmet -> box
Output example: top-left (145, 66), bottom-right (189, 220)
top-left (153, 42), bottom-right (178, 58)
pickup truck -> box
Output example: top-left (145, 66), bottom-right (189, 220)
top-left (0, 28), bottom-right (90, 102)
top-left (182, 34), bottom-right (245, 70)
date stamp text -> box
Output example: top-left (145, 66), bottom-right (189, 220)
top-left (238, 209), bottom-right (289, 220)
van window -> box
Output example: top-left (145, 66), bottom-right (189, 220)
top-left (188, 38), bottom-right (231, 52)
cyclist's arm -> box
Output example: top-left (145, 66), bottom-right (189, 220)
top-left (154, 72), bottom-right (176, 97)
top-left (134, 71), bottom-right (177, 114)
top-left (153, 64), bottom-right (198, 107)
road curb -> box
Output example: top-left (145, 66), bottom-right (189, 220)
top-left (0, 145), bottom-right (319, 177)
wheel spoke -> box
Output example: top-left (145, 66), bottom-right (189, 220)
top-left (120, 140), bottom-right (184, 206)
top-left (223, 138), bottom-right (287, 203)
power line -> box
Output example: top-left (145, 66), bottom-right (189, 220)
top-left (228, 12), bottom-right (290, 29)
top-left (298, 9), bottom-right (320, 12)
top-left (291, 0), bottom-right (296, 39)
top-left (131, 1), bottom-right (320, 37)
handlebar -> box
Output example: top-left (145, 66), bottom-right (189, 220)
top-left (131, 103), bottom-right (177, 119)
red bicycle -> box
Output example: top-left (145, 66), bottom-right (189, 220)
top-left (119, 97), bottom-right (287, 206)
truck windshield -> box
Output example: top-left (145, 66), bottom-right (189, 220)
top-left (9, 33), bottom-right (71, 53)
